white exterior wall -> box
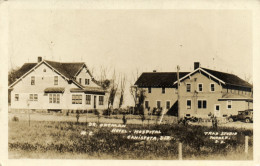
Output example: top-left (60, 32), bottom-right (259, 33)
top-left (10, 63), bottom-right (106, 110)
top-left (144, 87), bottom-right (177, 110)
top-left (76, 67), bottom-right (99, 87)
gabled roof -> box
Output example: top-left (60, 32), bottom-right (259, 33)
top-left (136, 67), bottom-right (252, 89)
top-left (134, 72), bottom-right (190, 87)
top-left (10, 63), bottom-right (37, 82)
top-left (9, 60), bottom-right (89, 88)
top-left (201, 68), bottom-right (252, 88)
top-left (45, 60), bottom-right (85, 79)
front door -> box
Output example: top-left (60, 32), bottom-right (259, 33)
top-left (94, 96), bottom-right (97, 109)
top-left (214, 104), bottom-right (220, 117)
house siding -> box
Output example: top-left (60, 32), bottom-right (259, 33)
top-left (178, 72), bottom-right (253, 118)
top-left (144, 87), bottom-right (177, 111)
top-left (10, 62), bottom-right (106, 111)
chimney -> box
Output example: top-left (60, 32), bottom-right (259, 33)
top-left (153, 70), bottom-right (157, 72)
top-left (38, 56), bottom-right (42, 63)
top-left (194, 62), bottom-right (200, 70)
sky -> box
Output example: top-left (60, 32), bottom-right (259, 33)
top-left (8, 9), bottom-right (252, 106)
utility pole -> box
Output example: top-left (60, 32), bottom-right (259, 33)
top-left (177, 65), bottom-right (180, 120)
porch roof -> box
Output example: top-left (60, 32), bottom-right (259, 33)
top-left (70, 87), bottom-right (106, 95)
top-left (218, 93), bottom-right (253, 102)
top-left (44, 87), bottom-right (65, 93)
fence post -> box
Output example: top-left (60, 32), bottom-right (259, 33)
top-left (178, 142), bottom-right (182, 160)
top-left (245, 136), bottom-right (248, 154)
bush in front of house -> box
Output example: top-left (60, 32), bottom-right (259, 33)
top-left (12, 116), bottom-right (19, 122)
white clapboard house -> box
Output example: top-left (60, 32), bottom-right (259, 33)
top-left (9, 57), bottom-right (107, 112)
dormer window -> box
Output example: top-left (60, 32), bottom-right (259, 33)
top-left (85, 79), bottom-right (90, 85)
top-left (54, 76), bottom-right (58, 85)
top-left (31, 76), bottom-right (35, 85)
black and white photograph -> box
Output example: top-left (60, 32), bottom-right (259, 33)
top-left (1, 0), bottom-right (260, 165)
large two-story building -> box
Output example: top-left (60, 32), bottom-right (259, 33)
top-left (135, 62), bottom-right (253, 118)
top-left (9, 57), bottom-right (107, 112)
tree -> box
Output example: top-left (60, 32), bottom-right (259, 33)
top-left (118, 74), bottom-right (126, 108)
top-left (129, 69), bottom-right (146, 115)
top-left (8, 67), bottom-right (19, 104)
top-left (107, 69), bottom-right (118, 112)
top-left (8, 67), bottom-right (19, 86)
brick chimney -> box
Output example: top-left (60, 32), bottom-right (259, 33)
top-left (38, 56), bottom-right (42, 63)
top-left (194, 62), bottom-right (200, 70)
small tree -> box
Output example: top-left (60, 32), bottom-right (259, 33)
top-left (119, 74), bottom-right (126, 108)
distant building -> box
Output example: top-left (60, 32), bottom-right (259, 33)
top-left (9, 57), bottom-right (107, 112)
top-left (135, 62), bottom-right (253, 118)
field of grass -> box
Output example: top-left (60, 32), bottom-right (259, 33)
top-left (8, 119), bottom-right (253, 160)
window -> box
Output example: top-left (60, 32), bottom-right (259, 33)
top-left (187, 100), bottom-right (191, 109)
top-left (198, 100), bottom-right (207, 109)
top-left (86, 95), bottom-right (91, 105)
top-left (43, 69), bottom-right (46, 72)
top-left (186, 84), bottom-right (191, 92)
top-left (54, 76), bottom-right (58, 85)
top-left (31, 76), bottom-right (35, 85)
top-left (166, 101), bottom-right (171, 109)
top-left (210, 83), bottom-right (215, 92)
top-left (148, 87), bottom-right (151, 93)
top-left (145, 101), bottom-right (149, 109)
top-left (157, 101), bottom-right (161, 109)
top-left (198, 84), bottom-right (203, 92)
top-left (49, 94), bottom-right (60, 104)
top-left (227, 100), bottom-right (232, 109)
top-left (72, 95), bottom-right (82, 104)
top-left (79, 78), bottom-right (82, 84)
top-left (29, 94), bottom-right (38, 101)
top-left (99, 96), bottom-right (104, 105)
top-left (162, 87), bottom-right (165, 94)
top-left (15, 94), bottom-right (19, 101)
top-left (85, 79), bottom-right (90, 85)
top-left (34, 94), bottom-right (38, 101)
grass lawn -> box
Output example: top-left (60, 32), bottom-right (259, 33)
top-left (8, 119), bottom-right (253, 160)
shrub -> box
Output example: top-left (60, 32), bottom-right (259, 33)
top-left (12, 116), bottom-right (19, 122)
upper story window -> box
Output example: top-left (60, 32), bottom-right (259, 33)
top-left (186, 84), bottom-right (191, 92)
top-left (198, 100), bottom-right (207, 109)
top-left (85, 79), bottom-right (90, 85)
top-left (210, 83), bottom-right (215, 92)
top-left (54, 76), bottom-right (58, 85)
top-left (86, 95), bottom-right (91, 105)
top-left (227, 100), bottom-right (232, 109)
top-left (72, 94), bottom-right (82, 104)
top-left (15, 94), bottom-right (19, 101)
top-left (148, 87), bottom-right (151, 93)
top-left (79, 78), bottom-right (82, 84)
top-left (162, 87), bottom-right (165, 94)
top-left (187, 100), bottom-right (191, 109)
top-left (198, 83), bottom-right (203, 92)
top-left (99, 96), bottom-right (104, 105)
top-left (31, 76), bottom-right (35, 85)
top-left (43, 69), bottom-right (46, 72)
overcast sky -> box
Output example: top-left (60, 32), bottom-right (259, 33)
top-left (8, 9), bottom-right (252, 106)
